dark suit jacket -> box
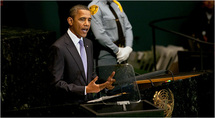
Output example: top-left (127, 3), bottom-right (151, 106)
top-left (48, 33), bottom-right (96, 104)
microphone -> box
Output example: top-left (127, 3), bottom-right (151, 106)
top-left (135, 70), bottom-right (168, 81)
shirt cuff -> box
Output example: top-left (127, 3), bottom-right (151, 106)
top-left (84, 86), bottom-right (87, 95)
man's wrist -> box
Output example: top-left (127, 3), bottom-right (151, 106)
top-left (85, 86), bottom-right (87, 95)
top-left (115, 47), bottom-right (119, 54)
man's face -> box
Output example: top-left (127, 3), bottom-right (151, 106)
top-left (69, 9), bottom-right (91, 38)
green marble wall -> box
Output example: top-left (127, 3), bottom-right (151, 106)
top-left (1, 26), bottom-right (56, 111)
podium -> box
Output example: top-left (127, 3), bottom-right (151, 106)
top-left (138, 71), bottom-right (214, 117)
top-left (80, 64), bottom-right (164, 117)
top-left (80, 100), bottom-right (164, 117)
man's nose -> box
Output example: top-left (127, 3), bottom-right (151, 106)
top-left (84, 20), bottom-right (90, 26)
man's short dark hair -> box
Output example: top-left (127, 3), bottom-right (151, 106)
top-left (69, 4), bottom-right (89, 19)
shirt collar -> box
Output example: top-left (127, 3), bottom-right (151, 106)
top-left (67, 29), bottom-right (83, 45)
top-left (103, 0), bottom-right (112, 4)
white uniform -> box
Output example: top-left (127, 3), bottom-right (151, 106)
top-left (88, 0), bottom-right (133, 66)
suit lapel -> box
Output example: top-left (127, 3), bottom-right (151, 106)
top-left (64, 34), bottom-right (87, 84)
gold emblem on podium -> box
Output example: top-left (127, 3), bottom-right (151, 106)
top-left (153, 88), bottom-right (174, 117)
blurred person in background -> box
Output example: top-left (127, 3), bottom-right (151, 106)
top-left (88, 0), bottom-right (134, 66)
top-left (182, 0), bottom-right (214, 51)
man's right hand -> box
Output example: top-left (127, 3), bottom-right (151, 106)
top-left (86, 76), bottom-right (101, 93)
top-left (86, 71), bottom-right (116, 93)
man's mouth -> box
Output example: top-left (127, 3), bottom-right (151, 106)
top-left (82, 28), bottom-right (88, 33)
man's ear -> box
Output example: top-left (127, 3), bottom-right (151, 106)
top-left (67, 17), bottom-right (73, 26)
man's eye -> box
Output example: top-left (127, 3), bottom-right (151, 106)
top-left (80, 18), bottom-right (85, 21)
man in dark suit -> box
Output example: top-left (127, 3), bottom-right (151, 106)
top-left (182, 0), bottom-right (214, 51)
top-left (48, 4), bottom-right (115, 104)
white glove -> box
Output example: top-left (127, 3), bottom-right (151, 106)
top-left (116, 46), bottom-right (133, 64)
top-left (116, 47), bottom-right (123, 61)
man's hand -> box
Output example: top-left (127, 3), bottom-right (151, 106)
top-left (105, 71), bottom-right (116, 90)
top-left (86, 76), bottom-right (101, 93)
top-left (116, 46), bottom-right (133, 64)
top-left (98, 71), bottom-right (116, 90)
top-left (86, 71), bottom-right (116, 93)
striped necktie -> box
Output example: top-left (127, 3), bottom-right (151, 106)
top-left (79, 40), bottom-right (87, 79)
